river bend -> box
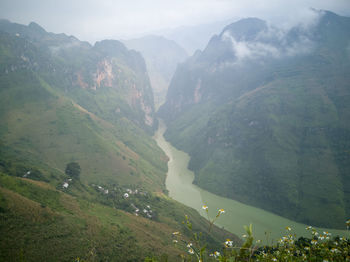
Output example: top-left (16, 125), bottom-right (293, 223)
top-left (154, 119), bottom-right (346, 242)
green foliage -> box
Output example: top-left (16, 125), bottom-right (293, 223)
top-left (0, 28), bottom-right (167, 192)
top-left (152, 206), bottom-right (350, 262)
top-left (0, 179), bottom-right (143, 261)
top-left (170, 207), bottom-right (228, 262)
top-left (65, 162), bottom-right (81, 179)
top-left (0, 170), bottom-right (238, 261)
top-left (91, 183), bottom-right (239, 252)
top-left (0, 157), bottom-right (48, 182)
top-left (159, 12), bottom-right (350, 228)
top-left (0, 172), bottom-right (64, 211)
top-left (0, 19), bottom-right (203, 261)
top-left (0, 19), bottom-right (238, 262)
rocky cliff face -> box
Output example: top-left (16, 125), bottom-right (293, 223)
top-left (0, 19), bottom-right (156, 131)
top-left (0, 20), bottom-right (167, 192)
top-left (123, 35), bottom-right (188, 107)
top-left (159, 10), bottom-right (350, 228)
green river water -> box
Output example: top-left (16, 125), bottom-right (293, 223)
top-left (154, 119), bottom-right (347, 243)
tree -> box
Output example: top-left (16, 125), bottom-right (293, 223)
top-left (65, 162), bottom-right (81, 179)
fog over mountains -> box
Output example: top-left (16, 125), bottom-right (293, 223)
top-left (0, 18), bottom-right (236, 260)
top-left (1, 3), bottom-right (350, 260)
top-left (123, 35), bottom-right (188, 107)
top-left (160, 10), bottom-right (350, 228)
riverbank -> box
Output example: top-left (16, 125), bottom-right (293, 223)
top-left (154, 119), bottom-right (347, 243)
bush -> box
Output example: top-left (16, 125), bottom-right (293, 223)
top-left (167, 206), bottom-right (350, 262)
top-left (65, 162), bottom-right (81, 179)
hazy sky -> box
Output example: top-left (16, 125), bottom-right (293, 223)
top-left (1, 0), bottom-right (350, 42)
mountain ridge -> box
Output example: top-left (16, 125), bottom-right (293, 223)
top-left (159, 10), bottom-right (350, 228)
top-left (0, 19), bottom-right (240, 260)
top-left (0, 19), bottom-right (163, 190)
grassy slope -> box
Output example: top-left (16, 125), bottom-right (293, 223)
top-left (0, 172), bottom-right (238, 261)
top-left (0, 26), bottom-right (163, 186)
top-left (0, 69), bottom-right (165, 191)
top-left (0, 75), bottom-right (238, 260)
top-left (0, 25), bottom-right (240, 260)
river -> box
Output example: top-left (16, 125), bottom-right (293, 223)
top-left (154, 119), bottom-right (347, 243)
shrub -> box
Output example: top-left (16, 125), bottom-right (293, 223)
top-left (65, 162), bottom-right (81, 179)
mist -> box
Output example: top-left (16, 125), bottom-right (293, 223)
top-left (221, 10), bottom-right (321, 62)
top-left (1, 0), bottom-right (349, 44)
top-left (1, 0), bottom-right (350, 259)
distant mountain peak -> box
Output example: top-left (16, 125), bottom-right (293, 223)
top-left (0, 18), bottom-right (10, 23)
top-left (94, 39), bottom-right (127, 54)
top-left (28, 21), bottom-right (46, 33)
top-left (159, 10), bottom-right (350, 230)
top-left (220, 18), bottom-right (267, 41)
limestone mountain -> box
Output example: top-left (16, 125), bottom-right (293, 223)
top-left (159, 10), bottom-right (350, 229)
top-left (0, 19), bottom-right (162, 188)
top-left (0, 20), bottom-right (239, 260)
top-left (155, 18), bottom-right (238, 55)
top-left (124, 35), bottom-right (188, 107)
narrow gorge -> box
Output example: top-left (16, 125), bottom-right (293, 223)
top-left (154, 119), bottom-right (347, 242)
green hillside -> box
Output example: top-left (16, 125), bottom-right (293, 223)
top-left (0, 22), bottom-right (165, 189)
top-left (0, 172), bottom-right (238, 261)
top-left (159, 11), bottom-right (350, 228)
top-left (0, 20), bottom-right (240, 260)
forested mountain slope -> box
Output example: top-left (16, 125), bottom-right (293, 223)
top-left (0, 20), bottom-right (164, 189)
top-left (159, 10), bottom-right (350, 228)
top-left (0, 20), bottom-right (239, 260)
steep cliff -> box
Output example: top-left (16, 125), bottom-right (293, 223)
top-left (0, 20), bottom-right (163, 189)
top-left (0, 19), bottom-right (156, 132)
top-left (159, 11), bottom-right (350, 228)
top-left (124, 35), bottom-right (188, 107)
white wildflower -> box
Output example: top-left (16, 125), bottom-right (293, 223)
top-left (218, 208), bottom-right (225, 214)
top-left (225, 239), bottom-right (233, 247)
top-left (213, 251), bottom-right (220, 258)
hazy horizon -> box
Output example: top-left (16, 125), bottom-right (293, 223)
top-left (1, 0), bottom-right (350, 44)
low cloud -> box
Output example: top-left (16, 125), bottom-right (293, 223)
top-left (222, 34), bottom-right (281, 60)
top-left (49, 38), bottom-right (85, 54)
top-left (0, 0), bottom-right (348, 43)
top-left (221, 10), bottom-right (322, 62)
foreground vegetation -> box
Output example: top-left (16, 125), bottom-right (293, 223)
top-left (1, 16), bottom-right (349, 262)
top-left (154, 206), bottom-right (350, 262)
top-left (0, 168), bottom-right (238, 261)
top-left (1, 159), bottom-right (348, 261)
top-left (0, 20), bottom-right (237, 261)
